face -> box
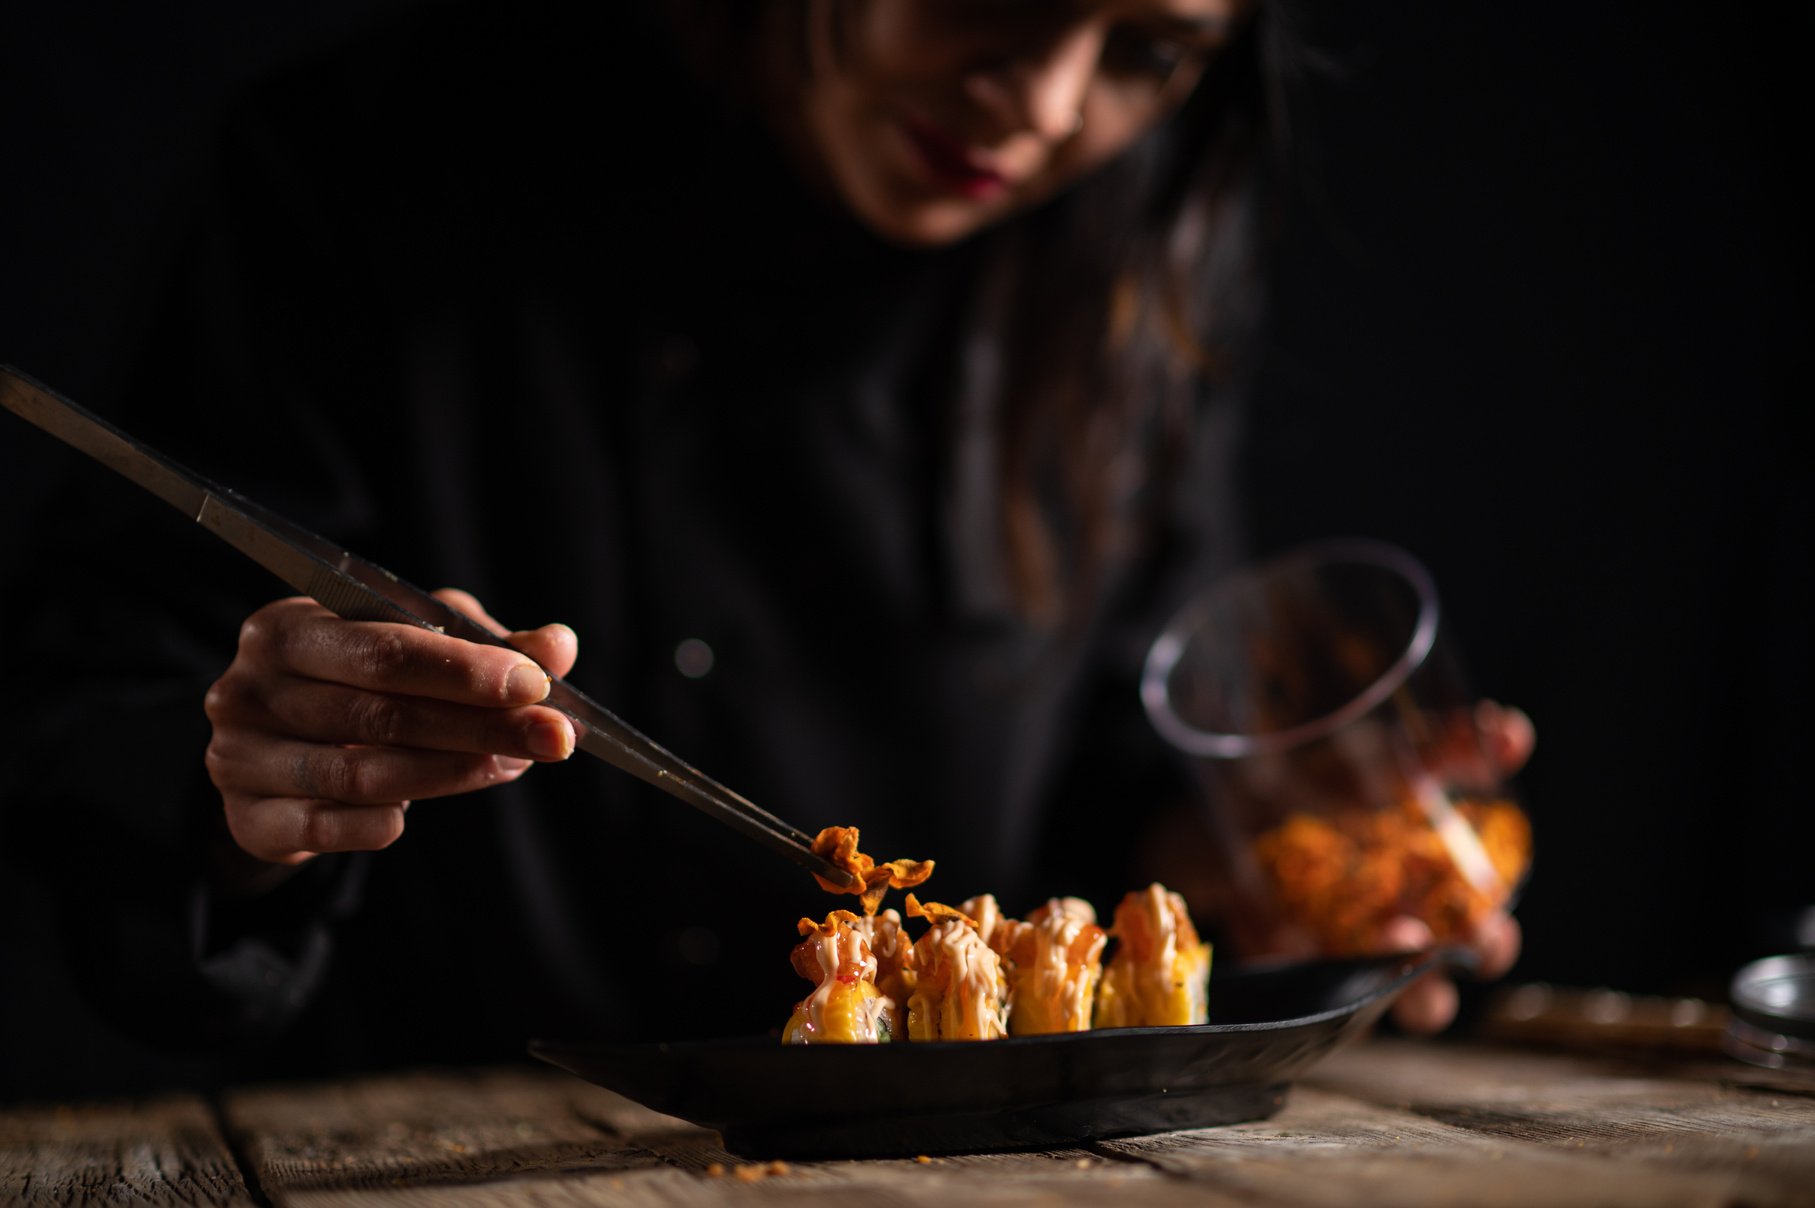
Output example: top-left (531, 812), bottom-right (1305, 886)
top-left (779, 0), bottom-right (1251, 247)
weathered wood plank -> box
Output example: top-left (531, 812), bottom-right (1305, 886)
top-left (265, 1157), bottom-right (1195, 1208)
top-left (1115, 1146), bottom-right (1755, 1208)
top-left (1293, 1039), bottom-right (1815, 1207)
top-left (1307, 1036), bottom-right (1813, 1114)
top-left (222, 1065), bottom-right (654, 1202)
top-left (1307, 1038), bottom-right (1815, 1200)
top-left (269, 1167), bottom-right (705, 1208)
top-left (558, 1061), bottom-right (1195, 1203)
top-left (1098, 1085), bottom-right (1780, 1208)
top-left (0, 1093), bottom-right (256, 1207)
top-left (657, 1149), bottom-right (1178, 1205)
top-left (1312, 1035), bottom-right (1815, 1113)
top-left (227, 1064), bottom-right (1184, 1207)
top-left (159, 1042), bottom-right (1815, 1207)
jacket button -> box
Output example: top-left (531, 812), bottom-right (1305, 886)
top-left (674, 637), bottom-right (715, 678)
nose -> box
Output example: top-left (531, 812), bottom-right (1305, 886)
top-left (963, 24), bottom-right (1105, 142)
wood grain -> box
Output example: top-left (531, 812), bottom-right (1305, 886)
top-left (1098, 1086), bottom-right (1766, 1208)
top-left (1295, 1038), bottom-right (1815, 1207)
top-left (0, 1094), bottom-right (255, 1207)
top-left (223, 1064), bottom-right (1174, 1208)
top-left (8, 1040), bottom-right (1814, 1206)
top-left (221, 1065), bottom-right (651, 1199)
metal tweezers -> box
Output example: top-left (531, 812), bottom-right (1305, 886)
top-left (0, 365), bottom-right (857, 890)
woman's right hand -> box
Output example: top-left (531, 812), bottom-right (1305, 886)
top-left (202, 587), bottom-right (579, 869)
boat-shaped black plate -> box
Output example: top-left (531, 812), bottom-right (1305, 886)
top-left (531, 948), bottom-right (1462, 1158)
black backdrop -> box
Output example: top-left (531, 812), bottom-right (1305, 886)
top-left (1, 2), bottom-right (1807, 1081)
top-left (1238, 4), bottom-right (1810, 996)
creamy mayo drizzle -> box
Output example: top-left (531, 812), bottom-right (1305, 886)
top-left (1025, 899), bottom-right (1107, 1031)
top-left (794, 923), bottom-right (888, 1043)
top-left (914, 920), bottom-right (1010, 1040)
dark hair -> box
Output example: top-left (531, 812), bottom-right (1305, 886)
top-left (671, 0), bottom-right (1298, 624)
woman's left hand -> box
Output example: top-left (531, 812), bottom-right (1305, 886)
top-left (1382, 909), bottom-right (1522, 1033)
top-left (1386, 700), bottom-right (1536, 1033)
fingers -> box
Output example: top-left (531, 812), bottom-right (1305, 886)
top-left (237, 599), bottom-right (552, 708)
top-left (1378, 911), bottom-right (1520, 976)
top-left (511, 623), bottom-right (579, 681)
top-left (207, 730), bottom-right (535, 806)
top-left (1378, 915), bottom-right (1435, 954)
top-left (1392, 973), bottom-right (1460, 1034)
top-left (213, 673), bottom-right (575, 761)
top-left (1378, 916), bottom-right (1454, 1033)
top-left (207, 589), bottom-right (586, 869)
top-left (433, 587), bottom-right (580, 680)
top-left (1470, 910), bottom-right (1522, 980)
top-left (433, 587), bottom-right (508, 636)
top-left (222, 794), bottom-right (410, 864)
top-left (1476, 700), bottom-right (1536, 774)
top-left (1379, 910), bottom-right (1520, 1034)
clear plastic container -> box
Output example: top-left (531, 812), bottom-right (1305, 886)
top-left (1142, 539), bottom-right (1531, 955)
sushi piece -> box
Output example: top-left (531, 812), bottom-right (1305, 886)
top-left (848, 907), bottom-right (916, 1018)
top-left (962, 893), bottom-right (1107, 1035)
top-left (903, 896), bottom-right (1010, 1041)
top-left (1094, 883), bottom-right (1212, 1028)
top-left (782, 910), bottom-right (893, 1043)
top-left (998, 897), bottom-right (1108, 1036)
top-left (958, 892), bottom-right (1010, 949)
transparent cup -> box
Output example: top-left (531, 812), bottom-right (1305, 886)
top-left (1141, 539), bottom-right (1531, 956)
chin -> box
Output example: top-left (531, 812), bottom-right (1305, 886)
top-left (867, 213), bottom-right (982, 249)
top-left (848, 193), bottom-right (1013, 249)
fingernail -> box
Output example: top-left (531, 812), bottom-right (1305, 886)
top-left (527, 718), bottom-right (574, 761)
top-left (495, 757), bottom-right (532, 778)
top-left (1379, 917), bottom-right (1434, 953)
top-left (506, 663), bottom-right (549, 703)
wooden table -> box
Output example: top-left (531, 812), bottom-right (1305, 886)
top-left (5, 1036), bottom-right (1813, 1207)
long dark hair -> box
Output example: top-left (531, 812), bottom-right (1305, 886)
top-left (671, 0), bottom-right (1299, 624)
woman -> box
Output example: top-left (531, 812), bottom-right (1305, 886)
top-left (4, 0), bottom-right (1514, 1089)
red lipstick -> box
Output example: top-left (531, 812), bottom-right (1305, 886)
top-left (899, 114), bottom-right (1009, 200)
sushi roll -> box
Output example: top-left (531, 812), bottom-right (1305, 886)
top-left (1094, 883), bottom-right (1211, 1028)
top-left (903, 896), bottom-right (1010, 1041)
top-left (782, 910), bottom-right (893, 1043)
top-left (848, 907), bottom-right (916, 1021)
top-left (998, 897), bottom-right (1108, 1036)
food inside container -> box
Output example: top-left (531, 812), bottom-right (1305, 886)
top-left (1251, 793), bottom-right (1530, 954)
top-left (1143, 540), bottom-right (1535, 956)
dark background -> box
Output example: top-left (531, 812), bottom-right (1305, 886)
top-left (2, 2), bottom-right (1807, 1082)
top-left (1238, 3), bottom-right (1810, 998)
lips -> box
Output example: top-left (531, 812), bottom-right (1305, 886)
top-left (898, 113), bottom-right (1010, 200)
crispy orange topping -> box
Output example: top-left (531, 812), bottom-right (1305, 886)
top-left (904, 894), bottom-right (977, 928)
top-left (1251, 796), bottom-right (1530, 954)
top-left (796, 909), bottom-right (863, 938)
top-left (810, 825), bottom-right (935, 914)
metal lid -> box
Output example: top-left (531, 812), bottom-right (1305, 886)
top-left (1723, 953), bottom-right (1815, 1068)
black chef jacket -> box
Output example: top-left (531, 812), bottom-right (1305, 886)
top-left (0, 0), bottom-right (1247, 1093)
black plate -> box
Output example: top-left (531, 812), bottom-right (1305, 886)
top-left (530, 949), bottom-right (1463, 1158)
